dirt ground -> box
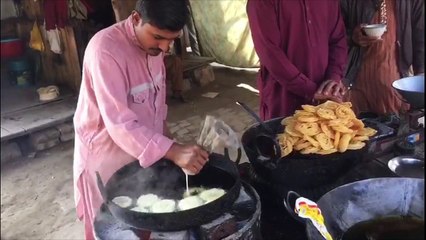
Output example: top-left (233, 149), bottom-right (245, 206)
top-left (0, 65), bottom-right (259, 239)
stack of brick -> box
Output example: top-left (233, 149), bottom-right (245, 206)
top-left (29, 128), bottom-right (61, 151)
top-left (192, 65), bottom-right (215, 87)
top-left (29, 121), bottom-right (74, 152)
top-left (1, 141), bottom-right (22, 164)
top-left (55, 121), bottom-right (74, 142)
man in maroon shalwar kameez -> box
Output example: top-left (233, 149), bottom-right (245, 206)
top-left (247, 0), bottom-right (348, 120)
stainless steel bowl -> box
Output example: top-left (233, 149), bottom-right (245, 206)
top-left (388, 156), bottom-right (424, 178)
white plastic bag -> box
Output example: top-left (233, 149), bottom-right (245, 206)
top-left (197, 115), bottom-right (245, 162)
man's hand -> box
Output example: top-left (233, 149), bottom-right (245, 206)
top-left (352, 24), bottom-right (382, 47)
top-left (313, 80), bottom-right (347, 103)
top-left (165, 143), bottom-right (209, 175)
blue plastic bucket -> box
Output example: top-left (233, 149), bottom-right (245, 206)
top-left (7, 57), bottom-right (34, 87)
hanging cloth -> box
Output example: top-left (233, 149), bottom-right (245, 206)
top-left (29, 21), bottom-right (45, 52)
top-left (44, 0), bottom-right (69, 30)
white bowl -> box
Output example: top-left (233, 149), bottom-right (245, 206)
top-left (362, 24), bottom-right (387, 38)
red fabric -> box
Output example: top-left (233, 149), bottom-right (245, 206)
top-left (44, 0), bottom-right (68, 30)
top-left (247, 0), bottom-right (348, 120)
top-left (80, 0), bottom-right (95, 14)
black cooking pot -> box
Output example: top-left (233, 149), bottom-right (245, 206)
top-left (96, 151), bottom-right (241, 231)
top-left (241, 117), bottom-right (385, 189)
top-left (392, 76), bottom-right (424, 109)
top-left (283, 178), bottom-right (424, 240)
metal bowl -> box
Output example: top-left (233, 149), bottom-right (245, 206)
top-left (392, 76), bottom-right (424, 109)
top-left (388, 156), bottom-right (424, 178)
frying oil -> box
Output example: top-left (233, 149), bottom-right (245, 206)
top-left (185, 173), bottom-right (190, 197)
top-left (341, 216), bottom-right (424, 240)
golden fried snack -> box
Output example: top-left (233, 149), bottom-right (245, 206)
top-left (294, 110), bottom-right (315, 117)
top-left (281, 116), bottom-right (296, 126)
top-left (350, 118), bottom-right (365, 130)
top-left (352, 135), bottom-right (369, 142)
top-left (317, 148), bottom-right (338, 155)
top-left (328, 118), bottom-right (350, 126)
top-left (301, 104), bottom-right (317, 113)
top-left (280, 140), bottom-right (293, 157)
top-left (300, 146), bottom-right (320, 155)
top-left (294, 141), bottom-right (311, 151)
top-left (320, 122), bottom-right (335, 139)
top-left (277, 100), bottom-right (374, 156)
top-left (342, 102), bottom-right (352, 107)
top-left (285, 124), bottom-right (303, 137)
top-left (347, 141), bottom-right (366, 150)
top-left (295, 138), bottom-right (307, 145)
top-left (294, 122), bottom-right (320, 136)
top-left (319, 100), bottom-right (340, 110)
top-left (335, 106), bottom-right (356, 119)
top-left (316, 108), bottom-right (337, 120)
top-left (357, 127), bottom-right (377, 137)
top-left (334, 131), bottom-right (340, 149)
top-left (338, 133), bottom-right (352, 153)
top-left (315, 133), bottom-right (334, 150)
top-left (303, 135), bottom-right (320, 148)
top-left (297, 115), bottom-right (320, 123)
top-left (331, 124), bottom-right (354, 134)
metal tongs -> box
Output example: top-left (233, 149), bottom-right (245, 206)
top-left (236, 101), bottom-right (282, 162)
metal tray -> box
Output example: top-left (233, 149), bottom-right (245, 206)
top-left (387, 156), bottom-right (424, 178)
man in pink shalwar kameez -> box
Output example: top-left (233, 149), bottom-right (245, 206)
top-left (73, 1), bottom-right (209, 239)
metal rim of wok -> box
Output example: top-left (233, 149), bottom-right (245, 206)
top-left (387, 156), bottom-right (425, 179)
top-left (392, 75), bottom-right (425, 109)
top-left (302, 177), bottom-right (424, 240)
top-left (241, 117), bottom-right (380, 188)
top-left (96, 152), bottom-right (242, 231)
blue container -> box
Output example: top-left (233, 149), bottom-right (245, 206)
top-left (7, 57), bottom-right (34, 87)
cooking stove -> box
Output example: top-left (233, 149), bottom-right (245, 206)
top-left (94, 182), bottom-right (262, 240)
top-left (93, 112), bottom-right (424, 240)
top-left (238, 111), bottom-right (424, 240)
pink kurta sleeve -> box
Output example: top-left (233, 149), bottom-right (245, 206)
top-left (247, 0), bottom-right (318, 100)
top-left (89, 51), bottom-right (174, 168)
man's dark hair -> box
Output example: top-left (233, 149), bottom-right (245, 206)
top-left (135, 0), bottom-right (189, 31)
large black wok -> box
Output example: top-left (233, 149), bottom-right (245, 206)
top-left (392, 75), bottom-right (424, 109)
top-left (284, 178), bottom-right (424, 240)
top-left (241, 117), bottom-right (386, 189)
top-left (96, 152), bottom-right (241, 231)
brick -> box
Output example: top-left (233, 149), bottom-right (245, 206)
top-left (43, 128), bottom-right (61, 139)
top-left (179, 120), bottom-right (191, 128)
top-left (55, 122), bottom-right (74, 135)
top-left (186, 116), bottom-right (202, 122)
top-left (34, 138), bottom-right (60, 151)
top-left (176, 128), bottom-right (189, 136)
top-left (182, 78), bottom-right (192, 92)
top-left (1, 141), bottom-right (22, 163)
top-left (29, 128), bottom-right (60, 147)
top-left (60, 132), bottom-right (74, 142)
top-left (169, 126), bottom-right (180, 134)
top-left (192, 65), bottom-right (215, 87)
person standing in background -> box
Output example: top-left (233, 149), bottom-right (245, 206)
top-left (341, 0), bottom-right (424, 115)
top-left (247, 0), bottom-right (348, 120)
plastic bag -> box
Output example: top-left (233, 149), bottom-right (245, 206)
top-left (29, 21), bottom-right (45, 52)
top-left (197, 115), bottom-right (246, 162)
